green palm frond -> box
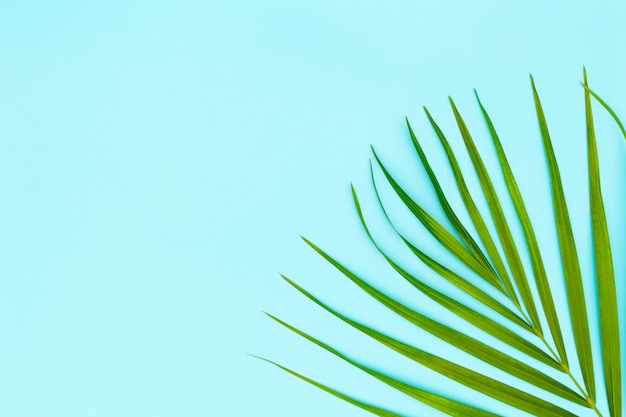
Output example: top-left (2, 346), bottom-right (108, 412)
top-left (257, 71), bottom-right (625, 417)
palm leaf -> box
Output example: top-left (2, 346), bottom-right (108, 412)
top-left (404, 118), bottom-right (495, 279)
top-left (474, 90), bottom-right (569, 367)
top-left (449, 97), bottom-right (543, 333)
top-left (581, 83), bottom-right (626, 140)
top-left (422, 108), bottom-right (520, 303)
top-left (257, 72), bottom-right (622, 417)
top-left (263, 314), bottom-right (503, 417)
top-left (371, 148), bottom-right (501, 291)
top-left (584, 69), bottom-right (621, 417)
top-left (530, 75), bottom-right (596, 403)
top-left (250, 355), bottom-right (407, 417)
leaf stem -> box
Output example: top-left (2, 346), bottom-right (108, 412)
top-left (513, 300), bottom-right (533, 328)
top-left (533, 328), bottom-right (604, 417)
top-left (562, 365), bottom-right (603, 417)
top-left (509, 295), bottom-right (603, 416)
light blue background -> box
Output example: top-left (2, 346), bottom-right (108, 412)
top-left (1, 1), bottom-right (625, 416)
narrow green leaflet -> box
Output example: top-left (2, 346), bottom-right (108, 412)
top-left (448, 98), bottom-right (542, 333)
top-left (584, 70), bottom-right (621, 417)
top-left (401, 237), bottom-right (530, 331)
top-left (364, 174), bottom-right (530, 331)
top-left (265, 314), bottom-right (502, 417)
top-left (530, 75), bottom-right (595, 401)
top-left (281, 274), bottom-right (586, 406)
top-left (301, 236), bottom-right (561, 370)
top-left (263, 74), bottom-right (626, 417)
top-left (405, 118), bottom-right (494, 273)
top-left (251, 356), bottom-right (405, 417)
top-left (371, 149), bottom-right (502, 290)
top-left (423, 108), bottom-right (521, 309)
top-left (269, 311), bottom-right (578, 417)
top-left (475, 90), bottom-right (569, 367)
top-left (581, 84), bottom-right (626, 140)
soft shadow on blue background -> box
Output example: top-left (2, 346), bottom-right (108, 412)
top-left (0, 1), bottom-right (625, 416)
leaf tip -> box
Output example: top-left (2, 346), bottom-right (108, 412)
top-left (350, 183), bottom-right (359, 200)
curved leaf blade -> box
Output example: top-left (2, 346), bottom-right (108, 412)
top-left (250, 355), bottom-right (406, 417)
top-left (581, 83), bottom-right (626, 140)
top-left (265, 315), bottom-right (501, 417)
top-left (405, 118), bottom-right (494, 273)
top-left (281, 274), bottom-right (587, 407)
top-left (584, 69), bottom-right (621, 417)
top-left (448, 98), bottom-right (542, 332)
top-left (364, 174), bottom-right (529, 331)
top-left (371, 149), bottom-right (501, 290)
top-left (475, 90), bottom-right (569, 367)
top-left (530, 75), bottom-right (595, 401)
top-left (269, 310), bottom-right (578, 417)
top-left (423, 107), bottom-right (521, 308)
top-left (302, 236), bottom-right (561, 370)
